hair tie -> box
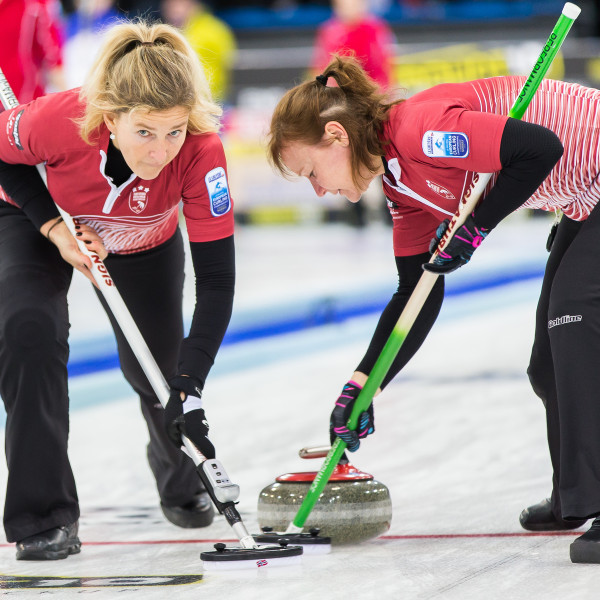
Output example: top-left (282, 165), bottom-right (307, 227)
top-left (316, 74), bottom-right (328, 87)
top-left (46, 217), bottom-right (63, 242)
top-left (124, 39), bottom-right (157, 55)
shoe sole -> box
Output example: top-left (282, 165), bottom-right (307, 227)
top-left (519, 511), bottom-right (587, 532)
top-left (16, 541), bottom-right (81, 561)
top-left (520, 520), bottom-right (587, 532)
top-left (570, 539), bottom-right (600, 564)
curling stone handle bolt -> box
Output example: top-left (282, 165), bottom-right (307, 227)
top-left (214, 543), bottom-right (226, 552)
top-left (261, 526), bottom-right (273, 532)
top-left (298, 445), bottom-right (331, 459)
top-left (309, 528), bottom-right (321, 537)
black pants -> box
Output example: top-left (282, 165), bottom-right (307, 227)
top-left (528, 203), bottom-right (600, 520)
top-left (0, 206), bottom-right (199, 542)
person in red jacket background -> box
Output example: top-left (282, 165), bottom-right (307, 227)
top-left (311, 0), bottom-right (395, 226)
top-left (0, 0), bottom-right (67, 102)
top-left (312, 0), bottom-right (396, 91)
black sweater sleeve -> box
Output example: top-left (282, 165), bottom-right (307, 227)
top-left (0, 158), bottom-right (60, 229)
top-left (177, 235), bottom-right (235, 387)
top-left (355, 252), bottom-right (444, 389)
top-left (354, 119), bottom-right (562, 389)
top-left (473, 117), bottom-right (563, 230)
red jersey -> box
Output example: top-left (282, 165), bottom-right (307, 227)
top-left (0, 89), bottom-right (234, 254)
top-left (383, 76), bottom-right (600, 256)
top-left (0, 0), bottom-right (64, 103)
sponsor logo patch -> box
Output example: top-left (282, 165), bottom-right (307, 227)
top-left (426, 179), bottom-right (455, 199)
top-left (10, 110), bottom-right (25, 150)
top-left (548, 314), bottom-right (582, 328)
top-left (129, 185), bottom-right (149, 214)
top-left (205, 167), bottom-right (231, 217)
top-left (422, 131), bottom-right (469, 158)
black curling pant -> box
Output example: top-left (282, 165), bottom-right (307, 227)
top-left (528, 203), bottom-right (600, 520)
top-left (0, 205), bottom-right (199, 542)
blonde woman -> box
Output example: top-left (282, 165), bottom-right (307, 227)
top-left (0, 20), bottom-right (235, 559)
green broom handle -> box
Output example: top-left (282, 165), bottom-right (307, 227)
top-left (287, 2), bottom-right (581, 534)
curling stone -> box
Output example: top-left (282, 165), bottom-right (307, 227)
top-left (257, 452), bottom-right (392, 545)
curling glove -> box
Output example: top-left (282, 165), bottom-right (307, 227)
top-left (423, 213), bottom-right (489, 274)
top-left (164, 375), bottom-right (216, 459)
top-left (329, 380), bottom-right (374, 452)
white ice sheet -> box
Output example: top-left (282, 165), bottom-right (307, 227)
top-left (2, 219), bottom-right (595, 599)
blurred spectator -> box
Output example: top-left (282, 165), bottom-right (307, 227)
top-left (312, 0), bottom-right (396, 226)
top-left (65, 0), bottom-right (120, 37)
top-left (312, 0), bottom-right (396, 90)
top-left (62, 0), bottom-right (121, 88)
top-left (0, 0), bottom-right (67, 102)
top-left (161, 0), bottom-right (237, 103)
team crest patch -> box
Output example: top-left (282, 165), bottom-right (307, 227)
top-left (129, 185), bottom-right (149, 214)
top-left (205, 167), bottom-right (231, 217)
top-left (422, 131), bottom-right (469, 158)
top-left (426, 180), bottom-right (455, 200)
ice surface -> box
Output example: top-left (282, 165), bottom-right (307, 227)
top-left (1, 218), bottom-right (596, 599)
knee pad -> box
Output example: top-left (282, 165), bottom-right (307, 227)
top-left (2, 306), bottom-right (66, 360)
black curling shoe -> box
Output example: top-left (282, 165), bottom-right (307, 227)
top-left (519, 498), bottom-right (587, 531)
top-left (161, 491), bottom-right (214, 528)
top-left (571, 518), bottom-right (600, 563)
top-left (16, 522), bottom-right (81, 561)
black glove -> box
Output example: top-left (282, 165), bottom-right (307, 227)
top-left (423, 213), bottom-right (489, 274)
top-left (164, 375), bottom-right (215, 459)
top-left (329, 380), bottom-right (374, 452)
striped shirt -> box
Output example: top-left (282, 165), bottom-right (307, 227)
top-left (470, 76), bottom-right (600, 221)
top-left (382, 76), bottom-right (600, 255)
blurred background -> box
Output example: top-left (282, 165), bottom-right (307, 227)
top-left (4, 0), bottom-right (600, 228)
top-left (2, 0), bottom-right (599, 380)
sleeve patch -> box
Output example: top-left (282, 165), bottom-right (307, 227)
top-left (205, 167), bottom-right (231, 217)
top-left (8, 110), bottom-right (25, 150)
top-left (422, 130), bottom-right (469, 158)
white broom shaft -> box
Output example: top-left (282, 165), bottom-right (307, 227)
top-left (28, 162), bottom-right (172, 407)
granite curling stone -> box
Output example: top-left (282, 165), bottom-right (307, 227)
top-left (257, 463), bottom-right (392, 545)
